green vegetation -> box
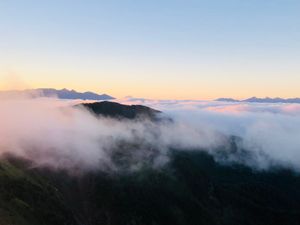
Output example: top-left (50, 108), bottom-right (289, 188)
top-left (1, 151), bottom-right (300, 225)
top-left (0, 158), bottom-right (75, 225)
top-left (1, 102), bottom-right (299, 225)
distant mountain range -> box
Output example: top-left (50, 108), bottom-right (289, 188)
top-left (216, 97), bottom-right (300, 104)
top-left (0, 88), bottom-right (114, 100)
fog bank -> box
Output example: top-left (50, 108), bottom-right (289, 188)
top-left (0, 96), bottom-right (300, 173)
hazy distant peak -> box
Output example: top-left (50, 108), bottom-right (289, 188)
top-left (0, 88), bottom-right (114, 101)
top-left (216, 97), bottom-right (300, 104)
top-left (215, 98), bottom-right (240, 102)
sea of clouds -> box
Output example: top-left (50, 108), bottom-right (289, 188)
top-left (0, 94), bottom-right (300, 173)
top-left (118, 97), bottom-right (300, 171)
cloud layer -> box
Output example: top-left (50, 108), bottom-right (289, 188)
top-left (0, 95), bottom-right (300, 173)
top-left (117, 97), bottom-right (300, 170)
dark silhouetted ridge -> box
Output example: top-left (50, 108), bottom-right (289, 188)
top-left (82, 101), bottom-right (161, 119)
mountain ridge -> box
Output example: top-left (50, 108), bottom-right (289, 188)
top-left (0, 88), bottom-right (114, 100)
top-left (82, 101), bottom-right (161, 120)
top-left (216, 97), bottom-right (300, 103)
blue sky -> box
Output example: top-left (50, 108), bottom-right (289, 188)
top-left (0, 0), bottom-right (299, 99)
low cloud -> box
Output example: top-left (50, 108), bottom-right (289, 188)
top-left (117, 97), bottom-right (300, 170)
top-left (0, 95), bottom-right (300, 173)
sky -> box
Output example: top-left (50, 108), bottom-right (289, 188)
top-left (0, 0), bottom-right (299, 100)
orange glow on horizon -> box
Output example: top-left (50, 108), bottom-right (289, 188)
top-left (0, 70), bottom-right (299, 101)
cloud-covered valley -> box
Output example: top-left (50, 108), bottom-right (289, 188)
top-left (0, 95), bottom-right (300, 173)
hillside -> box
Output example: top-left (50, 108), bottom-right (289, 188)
top-left (0, 102), bottom-right (300, 225)
top-left (1, 151), bottom-right (300, 225)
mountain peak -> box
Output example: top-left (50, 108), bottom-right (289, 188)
top-left (0, 88), bottom-right (115, 101)
top-left (82, 101), bottom-right (161, 120)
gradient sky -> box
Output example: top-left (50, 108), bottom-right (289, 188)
top-left (0, 0), bottom-right (299, 99)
